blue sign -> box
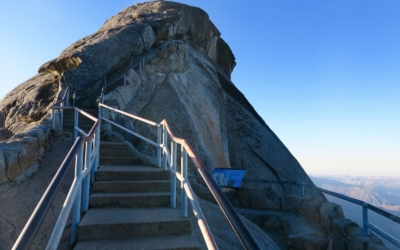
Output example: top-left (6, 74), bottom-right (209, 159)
top-left (212, 168), bottom-right (247, 188)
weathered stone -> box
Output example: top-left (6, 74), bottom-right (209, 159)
top-left (331, 218), bottom-right (359, 237)
top-left (12, 126), bottom-right (46, 149)
top-left (169, 53), bottom-right (179, 61)
top-left (4, 146), bottom-right (21, 180)
top-left (282, 194), bottom-right (309, 212)
top-left (263, 214), bottom-right (282, 231)
top-left (237, 189), bottom-right (250, 208)
top-left (157, 50), bottom-right (169, 59)
top-left (327, 232), bottom-right (347, 250)
top-left (0, 129), bottom-right (13, 141)
top-left (0, 148), bottom-right (8, 184)
top-left (320, 202), bottom-right (345, 230)
top-left (142, 64), bottom-right (156, 75)
top-left (0, 218), bottom-right (14, 250)
top-left (248, 188), bottom-right (281, 210)
top-left (17, 137), bottom-right (39, 173)
top-left (300, 197), bottom-right (325, 224)
top-left (346, 227), bottom-right (388, 250)
top-left (280, 213), bottom-right (328, 250)
top-left (0, 73), bottom-right (58, 132)
top-left (168, 60), bottom-right (178, 71)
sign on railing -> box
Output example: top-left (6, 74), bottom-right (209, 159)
top-left (212, 168), bottom-right (247, 188)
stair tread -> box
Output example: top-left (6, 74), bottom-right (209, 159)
top-left (98, 165), bottom-right (165, 172)
top-left (80, 207), bottom-right (189, 226)
top-left (101, 156), bottom-right (139, 158)
top-left (74, 234), bottom-right (202, 250)
top-left (91, 191), bottom-right (169, 197)
top-left (95, 180), bottom-right (170, 184)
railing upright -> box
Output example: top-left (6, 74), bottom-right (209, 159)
top-left (181, 145), bottom-right (188, 217)
top-left (363, 203), bottom-right (369, 235)
top-left (51, 109), bottom-right (56, 129)
top-left (93, 127), bottom-right (100, 181)
top-left (71, 145), bottom-right (83, 245)
top-left (157, 125), bottom-right (162, 167)
top-left (60, 102), bottom-right (64, 128)
top-left (170, 141), bottom-right (177, 208)
top-left (72, 91), bottom-right (76, 107)
top-left (82, 140), bottom-right (92, 212)
top-left (73, 110), bottom-right (78, 140)
top-left (162, 124), bottom-right (168, 171)
top-left (65, 88), bottom-right (69, 107)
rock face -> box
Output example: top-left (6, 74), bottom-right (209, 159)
top-left (0, 73), bottom-right (58, 133)
top-left (0, 1), bottom-right (389, 249)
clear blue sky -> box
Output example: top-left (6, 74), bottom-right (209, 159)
top-left (0, 0), bottom-right (399, 176)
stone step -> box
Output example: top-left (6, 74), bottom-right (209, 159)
top-left (63, 118), bottom-right (95, 123)
top-left (78, 207), bottom-right (192, 241)
top-left (74, 234), bottom-right (202, 250)
top-left (99, 149), bottom-right (133, 157)
top-left (100, 142), bottom-right (130, 151)
top-left (96, 165), bottom-right (170, 181)
top-left (90, 192), bottom-right (170, 208)
top-left (93, 180), bottom-right (170, 193)
top-left (99, 156), bottom-right (140, 165)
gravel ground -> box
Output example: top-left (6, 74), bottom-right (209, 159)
top-left (0, 139), bottom-right (74, 250)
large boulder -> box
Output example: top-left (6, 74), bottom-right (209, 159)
top-left (37, 1), bottom-right (235, 109)
top-left (0, 125), bottom-right (49, 184)
top-left (0, 73), bottom-right (58, 133)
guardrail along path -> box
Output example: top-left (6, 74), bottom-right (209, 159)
top-left (74, 141), bottom-right (202, 249)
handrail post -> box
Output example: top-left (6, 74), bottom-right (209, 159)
top-left (65, 88), bottom-right (69, 107)
top-left (157, 125), bottom-right (162, 167)
top-left (181, 145), bottom-right (188, 217)
top-left (71, 145), bottom-right (84, 245)
top-left (170, 141), bottom-right (177, 208)
top-left (73, 110), bottom-right (79, 140)
top-left (162, 124), bottom-right (168, 171)
top-left (60, 103), bottom-right (64, 129)
top-left (300, 182), bottom-right (305, 196)
top-left (363, 202), bottom-right (369, 235)
top-left (92, 128), bottom-right (99, 181)
top-left (72, 91), bottom-right (76, 107)
top-left (51, 108), bottom-right (56, 129)
top-left (82, 140), bottom-right (93, 212)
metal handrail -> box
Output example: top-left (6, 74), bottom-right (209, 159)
top-left (99, 103), bottom-right (158, 126)
top-left (13, 108), bottom-right (101, 250)
top-left (97, 101), bottom-right (261, 249)
top-left (102, 37), bottom-right (187, 95)
top-left (53, 87), bottom-right (70, 106)
top-left (160, 120), bottom-right (260, 250)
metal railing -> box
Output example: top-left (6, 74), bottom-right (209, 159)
top-left (15, 36), bottom-right (259, 249)
top-left (241, 179), bottom-right (400, 248)
top-left (51, 87), bottom-right (70, 129)
top-left (13, 106), bottom-right (101, 250)
top-left (102, 37), bottom-right (187, 95)
top-left (97, 102), bottom-right (260, 250)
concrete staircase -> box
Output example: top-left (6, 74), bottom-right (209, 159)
top-left (62, 109), bottom-right (98, 135)
top-left (74, 141), bottom-right (201, 249)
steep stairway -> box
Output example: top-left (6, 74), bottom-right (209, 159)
top-left (62, 109), bottom-right (97, 135)
top-left (74, 141), bottom-right (202, 249)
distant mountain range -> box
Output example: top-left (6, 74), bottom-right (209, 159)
top-left (311, 175), bottom-right (400, 216)
top-left (310, 175), bottom-right (400, 250)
